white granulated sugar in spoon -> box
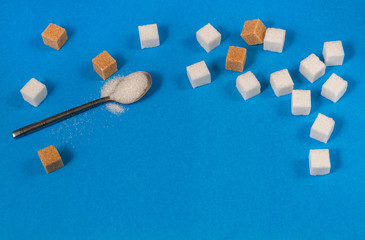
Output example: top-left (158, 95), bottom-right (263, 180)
top-left (101, 75), bottom-right (123, 98)
top-left (110, 72), bottom-right (149, 104)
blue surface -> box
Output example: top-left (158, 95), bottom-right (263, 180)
top-left (1, 0), bottom-right (364, 239)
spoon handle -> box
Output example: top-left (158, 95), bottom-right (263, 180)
top-left (12, 96), bottom-right (111, 138)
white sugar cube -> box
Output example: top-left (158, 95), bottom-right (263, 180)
top-left (309, 149), bottom-right (331, 176)
top-left (299, 53), bottom-right (326, 83)
top-left (20, 78), bottom-right (48, 107)
top-left (270, 69), bottom-right (294, 97)
top-left (138, 24), bottom-right (160, 49)
top-left (310, 113), bottom-right (335, 144)
top-left (236, 71), bottom-right (261, 100)
top-left (186, 61), bottom-right (211, 88)
top-left (263, 28), bottom-right (286, 53)
top-left (323, 41), bottom-right (344, 66)
top-left (321, 73), bottom-right (348, 103)
top-left (291, 90), bottom-right (311, 115)
top-left (196, 23), bottom-right (221, 53)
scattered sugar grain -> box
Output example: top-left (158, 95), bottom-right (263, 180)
top-left (106, 103), bottom-right (126, 115)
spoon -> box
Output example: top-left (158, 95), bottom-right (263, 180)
top-left (12, 71), bottom-right (152, 138)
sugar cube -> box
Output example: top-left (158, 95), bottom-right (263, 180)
top-left (263, 28), bottom-right (286, 53)
top-left (240, 19), bottom-right (266, 45)
top-left (138, 24), bottom-right (160, 49)
top-left (299, 54), bottom-right (326, 83)
top-left (186, 61), bottom-right (211, 88)
top-left (323, 41), bottom-right (344, 66)
top-left (20, 78), bottom-right (47, 107)
top-left (225, 46), bottom-right (247, 72)
top-left (38, 145), bottom-right (64, 174)
top-left (321, 73), bottom-right (348, 103)
top-left (291, 90), bottom-right (311, 115)
top-left (309, 149), bottom-right (331, 176)
top-left (236, 71), bottom-right (261, 100)
top-left (92, 51), bottom-right (118, 80)
top-left (270, 69), bottom-right (294, 97)
top-left (196, 23), bottom-right (221, 53)
top-left (41, 23), bottom-right (68, 50)
top-left (310, 113), bottom-right (335, 144)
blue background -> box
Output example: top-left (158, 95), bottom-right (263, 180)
top-left (1, 0), bottom-right (364, 239)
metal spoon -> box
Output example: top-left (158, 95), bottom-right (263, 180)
top-left (12, 71), bottom-right (152, 138)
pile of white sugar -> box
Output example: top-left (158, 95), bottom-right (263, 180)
top-left (101, 72), bottom-right (149, 114)
top-left (110, 72), bottom-right (149, 104)
top-left (101, 76), bottom-right (126, 115)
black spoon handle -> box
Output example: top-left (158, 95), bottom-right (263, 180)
top-left (12, 96), bottom-right (111, 138)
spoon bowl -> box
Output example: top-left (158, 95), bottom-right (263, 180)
top-left (115, 71), bottom-right (152, 104)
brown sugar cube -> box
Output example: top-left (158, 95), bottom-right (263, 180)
top-left (225, 46), bottom-right (247, 72)
top-left (92, 51), bottom-right (118, 80)
top-left (240, 19), bottom-right (266, 45)
top-left (38, 145), bottom-right (64, 174)
top-left (41, 23), bottom-right (68, 50)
